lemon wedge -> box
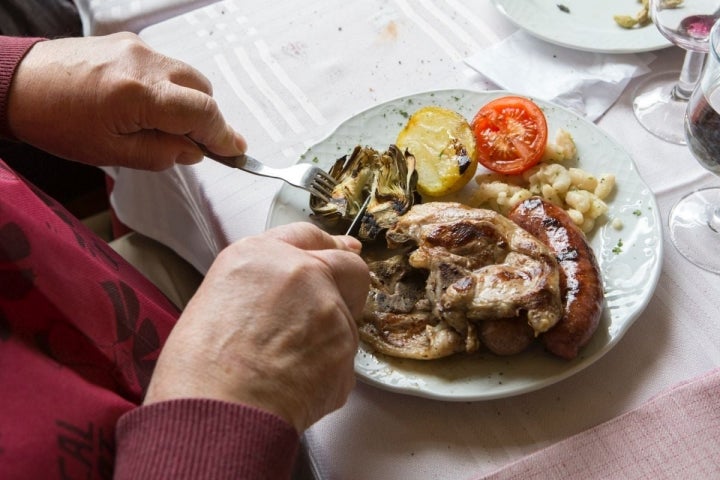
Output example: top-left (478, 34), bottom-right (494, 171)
top-left (396, 106), bottom-right (477, 197)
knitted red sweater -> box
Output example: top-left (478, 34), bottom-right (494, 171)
top-left (0, 36), bottom-right (298, 480)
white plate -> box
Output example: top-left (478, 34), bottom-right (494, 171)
top-left (266, 89), bottom-right (663, 401)
top-left (491, 0), bottom-right (672, 53)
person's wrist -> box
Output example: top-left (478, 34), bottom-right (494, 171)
top-left (144, 358), bottom-right (306, 432)
top-left (145, 385), bottom-right (305, 433)
top-left (6, 40), bottom-right (46, 141)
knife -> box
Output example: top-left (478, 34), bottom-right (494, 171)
top-left (345, 195), bottom-right (372, 236)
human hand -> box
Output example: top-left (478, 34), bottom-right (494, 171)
top-left (144, 222), bottom-right (370, 432)
top-left (7, 32), bottom-right (245, 170)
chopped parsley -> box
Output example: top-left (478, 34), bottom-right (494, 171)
top-left (612, 239), bottom-right (624, 254)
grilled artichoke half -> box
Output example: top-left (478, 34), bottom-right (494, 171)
top-left (309, 145), bottom-right (419, 241)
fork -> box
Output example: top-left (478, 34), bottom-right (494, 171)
top-left (197, 144), bottom-right (337, 203)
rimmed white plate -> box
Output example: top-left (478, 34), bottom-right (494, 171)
top-left (266, 89), bottom-right (663, 401)
top-left (491, 0), bottom-right (672, 53)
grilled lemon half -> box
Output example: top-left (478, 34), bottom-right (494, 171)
top-left (396, 106), bottom-right (477, 197)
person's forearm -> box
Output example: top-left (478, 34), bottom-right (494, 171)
top-left (0, 36), bottom-right (44, 140)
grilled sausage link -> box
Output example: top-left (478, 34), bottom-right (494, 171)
top-left (509, 197), bottom-right (604, 360)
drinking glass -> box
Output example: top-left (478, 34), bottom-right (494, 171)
top-left (632, 0), bottom-right (720, 145)
top-left (668, 18), bottom-right (720, 273)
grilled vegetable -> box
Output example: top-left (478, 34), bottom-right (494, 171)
top-left (396, 106), bottom-right (478, 197)
top-left (310, 144), bottom-right (419, 241)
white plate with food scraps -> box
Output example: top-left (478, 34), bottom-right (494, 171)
top-left (266, 89), bottom-right (663, 401)
top-left (491, 0), bottom-right (672, 53)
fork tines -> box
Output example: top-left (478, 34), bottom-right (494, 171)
top-left (310, 171), bottom-right (336, 203)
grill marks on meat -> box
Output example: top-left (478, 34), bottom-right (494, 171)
top-left (509, 197), bottom-right (604, 360)
top-left (392, 203), bottom-right (562, 334)
top-left (362, 253), bottom-right (470, 359)
top-left (359, 202), bottom-right (563, 359)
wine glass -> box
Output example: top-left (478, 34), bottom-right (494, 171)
top-left (668, 18), bottom-right (720, 273)
top-left (632, 0), bottom-right (720, 145)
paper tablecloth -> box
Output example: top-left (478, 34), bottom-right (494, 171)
top-left (104, 1), bottom-right (720, 478)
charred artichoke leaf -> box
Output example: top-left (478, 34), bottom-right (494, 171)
top-left (309, 145), bottom-right (418, 240)
top-left (359, 145), bottom-right (418, 240)
top-left (309, 146), bottom-right (376, 226)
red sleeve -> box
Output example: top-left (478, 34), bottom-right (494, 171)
top-left (0, 36), bottom-right (45, 140)
top-left (114, 398), bottom-right (300, 480)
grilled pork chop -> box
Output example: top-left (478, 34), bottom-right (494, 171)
top-left (359, 202), bottom-right (562, 359)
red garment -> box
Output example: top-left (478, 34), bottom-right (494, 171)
top-left (115, 399), bottom-right (300, 479)
top-left (0, 36), bottom-right (44, 139)
top-left (0, 36), bottom-right (298, 479)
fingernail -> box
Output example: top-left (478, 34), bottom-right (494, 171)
top-left (233, 132), bottom-right (248, 153)
top-left (340, 235), bottom-right (362, 253)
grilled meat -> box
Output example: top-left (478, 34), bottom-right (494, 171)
top-left (359, 202), bottom-right (563, 359)
top-left (509, 197), bottom-right (604, 360)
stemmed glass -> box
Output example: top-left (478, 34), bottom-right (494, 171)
top-left (669, 18), bottom-right (720, 273)
top-left (632, 0), bottom-right (720, 145)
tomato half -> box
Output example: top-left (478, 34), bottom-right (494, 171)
top-left (471, 96), bottom-right (548, 175)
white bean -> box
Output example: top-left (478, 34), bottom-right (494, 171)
top-left (565, 190), bottom-right (591, 213)
top-left (567, 208), bottom-right (585, 226)
top-left (594, 174), bottom-right (616, 199)
top-left (569, 167), bottom-right (598, 191)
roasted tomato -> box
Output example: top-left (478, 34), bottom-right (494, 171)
top-left (471, 96), bottom-right (548, 175)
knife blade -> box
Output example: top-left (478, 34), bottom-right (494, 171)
top-left (345, 195), bottom-right (372, 236)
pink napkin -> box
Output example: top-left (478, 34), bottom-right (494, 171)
top-left (475, 367), bottom-right (720, 479)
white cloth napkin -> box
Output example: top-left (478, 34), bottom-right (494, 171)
top-left (464, 31), bottom-right (655, 121)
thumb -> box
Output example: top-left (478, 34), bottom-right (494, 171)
top-left (264, 222), bottom-right (363, 253)
top-left (189, 122), bottom-right (247, 158)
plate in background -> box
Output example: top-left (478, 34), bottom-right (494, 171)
top-left (491, 0), bottom-right (672, 53)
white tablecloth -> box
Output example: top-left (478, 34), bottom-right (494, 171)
top-left (73, 0), bottom-right (218, 35)
top-left (105, 1), bottom-right (720, 478)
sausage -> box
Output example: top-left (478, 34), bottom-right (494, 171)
top-left (508, 197), bottom-right (604, 360)
top-left (478, 316), bottom-right (535, 356)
